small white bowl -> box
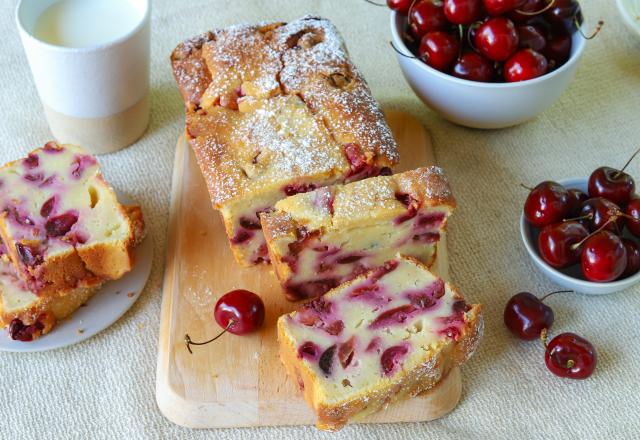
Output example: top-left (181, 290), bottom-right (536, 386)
top-left (616, 0), bottom-right (640, 39)
top-left (520, 178), bottom-right (640, 295)
top-left (390, 12), bottom-right (586, 129)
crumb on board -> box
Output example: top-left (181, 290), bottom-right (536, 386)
top-left (77, 328), bottom-right (85, 335)
top-left (137, 322), bottom-right (145, 330)
top-left (127, 292), bottom-right (136, 298)
top-left (115, 290), bottom-right (121, 295)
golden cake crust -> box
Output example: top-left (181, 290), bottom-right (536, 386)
top-left (277, 255), bottom-right (483, 431)
top-left (171, 16), bottom-right (399, 209)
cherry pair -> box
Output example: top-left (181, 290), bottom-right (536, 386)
top-left (504, 290), bottom-right (596, 379)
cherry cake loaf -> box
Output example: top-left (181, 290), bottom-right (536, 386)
top-left (0, 205), bottom-right (145, 341)
top-left (261, 167), bottom-right (455, 301)
top-left (278, 255), bottom-right (483, 431)
top-left (171, 16), bottom-right (399, 266)
top-left (0, 142), bottom-right (143, 297)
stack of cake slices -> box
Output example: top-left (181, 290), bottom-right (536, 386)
top-left (0, 142), bottom-right (145, 341)
top-left (172, 16), bottom-right (482, 431)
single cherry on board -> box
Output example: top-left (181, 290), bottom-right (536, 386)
top-left (538, 221), bottom-right (588, 268)
top-left (475, 17), bottom-right (520, 62)
top-left (588, 148), bottom-right (639, 207)
top-left (581, 231), bottom-right (627, 282)
top-left (185, 289), bottom-right (266, 353)
top-left (544, 331), bottom-right (597, 380)
top-left (504, 48), bottom-right (548, 82)
top-left (504, 291), bottom-right (567, 340)
top-left (625, 199), bottom-right (640, 238)
top-left (621, 239), bottom-right (640, 278)
top-left (524, 181), bottom-right (571, 228)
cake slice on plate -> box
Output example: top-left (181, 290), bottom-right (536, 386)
top-left (0, 142), bottom-right (141, 297)
top-left (277, 255), bottom-right (482, 431)
top-left (0, 205), bottom-right (145, 341)
top-left (261, 167), bottom-right (455, 301)
top-left (171, 16), bottom-right (399, 266)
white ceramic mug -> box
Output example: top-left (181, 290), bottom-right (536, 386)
top-left (16, 0), bottom-right (151, 154)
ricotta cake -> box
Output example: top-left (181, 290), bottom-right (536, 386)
top-left (0, 205), bottom-right (145, 341)
top-left (261, 167), bottom-right (455, 301)
top-left (171, 16), bottom-right (399, 266)
top-left (0, 142), bottom-right (142, 297)
top-left (278, 255), bottom-right (482, 431)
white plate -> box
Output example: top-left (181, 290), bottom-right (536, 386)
top-left (0, 194), bottom-right (153, 352)
top-left (616, 0), bottom-right (640, 39)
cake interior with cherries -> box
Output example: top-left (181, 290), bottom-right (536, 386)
top-left (278, 255), bottom-right (482, 431)
top-left (261, 167), bottom-right (455, 301)
top-left (171, 16), bottom-right (399, 266)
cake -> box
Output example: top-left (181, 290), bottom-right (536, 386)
top-left (0, 205), bottom-right (145, 341)
top-left (171, 16), bottom-right (399, 266)
top-left (277, 255), bottom-right (483, 431)
top-left (0, 142), bottom-right (141, 297)
top-left (261, 167), bottom-right (455, 301)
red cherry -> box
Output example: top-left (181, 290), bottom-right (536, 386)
top-left (387, 0), bottom-right (414, 14)
top-left (184, 289), bottom-right (265, 353)
top-left (543, 33), bottom-right (572, 69)
top-left (545, 332), bottom-right (596, 379)
top-left (566, 188), bottom-right (588, 216)
top-left (517, 25), bottom-right (546, 51)
top-left (544, 0), bottom-right (583, 34)
top-left (443, 0), bottom-right (482, 25)
top-left (451, 51), bottom-right (494, 82)
top-left (625, 199), bottom-right (640, 237)
top-left (504, 49), bottom-right (548, 82)
top-left (409, 0), bottom-right (448, 38)
top-left (621, 239), bottom-right (640, 278)
top-left (588, 166), bottom-right (636, 207)
top-left (419, 31), bottom-right (460, 71)
top-left (524, 181), bottom-right (571, 228)
top-left (579, 197), bottom-right (624, 234)
top-left (504, 291), bottom-right (555, 340)
top-left (581, 231), bottom-right (627, 282)
top-left (483, 0), bottom-right (526, 16)
top-left (538, 221), bottom-right (588, 268)
top-left (475, 17), bottom-right (519, 62)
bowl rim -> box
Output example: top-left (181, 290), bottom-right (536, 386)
top-left (389, 10), bottom-right (587, 89)
top-left (615, 0), bottom-right (640, 35)
top-left (519, 177), bottom-right (640, 290)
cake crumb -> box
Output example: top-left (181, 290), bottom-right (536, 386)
top-left (77, 328), bottom-right (85, 335)
top-left (127, 292), bottom-right (136, 298)
top-left (137, 322), bottom-right (145, 330)
top-left (115, 290), bottom-right (121, 295)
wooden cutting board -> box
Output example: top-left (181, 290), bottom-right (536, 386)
top-left (156, 111), bottom-right (462, 429)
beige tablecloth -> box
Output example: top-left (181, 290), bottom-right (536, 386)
top-left (1, 0), bottom-right (639, 438)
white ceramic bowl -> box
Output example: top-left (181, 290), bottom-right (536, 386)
top-left (520, 178), bottom-right (640, 295)
top-left (390, 12), bottom-right (586, 129)
top-left (616, 0), bottom-right (640, 39)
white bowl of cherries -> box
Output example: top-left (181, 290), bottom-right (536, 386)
top-left (386, 0), bottom-right (601, 129)
top-left (520, 150), bottom-right (640, 295)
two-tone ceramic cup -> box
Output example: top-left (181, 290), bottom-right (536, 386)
top-left (16, 0), bottom-right (150, 154)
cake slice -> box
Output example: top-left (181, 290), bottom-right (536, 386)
top-left (171, 17), bottom-right (399, 266)
top-left (0, 142), bottom-right (140, 297)
top-left (0, 205), bottom-right (145, 341)
top-left (278, 255), bottom-right (483, 431)
top-left (261, 167), bottom-right (455, 301)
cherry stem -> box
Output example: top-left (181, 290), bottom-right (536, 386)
top-left (390, 41), bottom-right (427, 62)
top-left (514, 0), bottom-right (555, 16)
top-left (363, 0), bottom-right (386, 7)
top-left (615, 146), bottom-right (640, 179)
top-left (520, 183), bottom-right (534, 191)
top-left (571, 215), bottom-right (617, 250)
top-left (577, 18), bottom-right (604, 40)
top-left (540, 328), bottom-right (552, 358)
top-left (458, 25), bottom-right (464, 59)
top-left (540, 290), bottom-right (573, 302)
top-left (185, 320), bottom-right (235, 354)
